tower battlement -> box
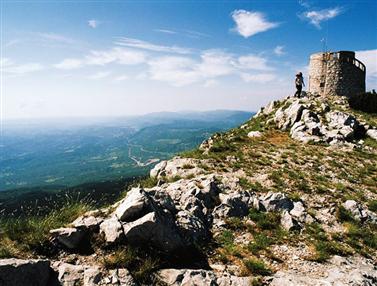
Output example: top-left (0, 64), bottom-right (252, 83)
top-left (308, 51), bottom-right (366, 97)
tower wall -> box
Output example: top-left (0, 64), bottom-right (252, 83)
top-left (308, 51), bottom-right (366, 97)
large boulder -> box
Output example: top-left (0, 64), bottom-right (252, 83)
top-left (366, 128), bottom-right (377, 140)
top-left (342, 200), bottom-right (377, 224)
top-left (258, 192), bottom-right (294, 212)
top-left (150, 158), bottom-right (206, 180)
top-left (0, 259), bottom-right (52, 286)
top-left (50, 227), bottom-right (86, 249)
top-left (122, 211), bottom-right (185, 253)
top-left (57, 263), bottom-right (84, 286)
top-left (99, 216), bottom-right (124, 243)
top-left (175, 210), bottom-right (209, 244)
top-left (114, 188), bottom-right (151, 222)
top-left (274, 101), bottom-right (306, 130)
top-left (213, 190), bottom-right (254, 218)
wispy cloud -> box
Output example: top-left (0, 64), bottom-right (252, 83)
top-left (231, 10), bottom-right (279, 38)
top-left (114, 74), bottom-right (130, 81)
top-left (237, 54), bottom-right (273, 71)
top-left (298, 0), bottom-right (312, 8)
top-left (55, 47), bottom-right (146, 70)
top-left (147, 50), bottom-right (275, 86)
top-left (240, 73), bottom-right (276, 83)
top-left (36, 32), bottom-right (76, 44)
top-left (54, 58), bottom-right (83, 70)
top-left (1, 58), bottom-right (44, 74)
top-left (274, 45), bottom-right (285, 56)
top-left (115, 37), bottom-right (192, 54)
top-left (88, 19), bottom-right (100, 28)
top-left (88, 71), bottom-right (111, 79)
top-left (154, 29), bottom-right (177, 34)
top-left (300, 7), bottom-right (343, 28)
top-left (85, 47), bottom-right (146, 65)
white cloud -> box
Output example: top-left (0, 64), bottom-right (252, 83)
top-left (85, 47), bottom-right (146, 65)
top-left (198, 50), bottom-right (235, 77)
top-left (231, 10), bottom-right (279, 38)
top-left (147, 50), bottom-right (274, 86)
top-left (301, 7), bottom-right (343, 28)
top-left (54, 58), bottom-right (83, 70)
top-left (36, 32), bottom-right (75, 44)
top-left (274, 45), bottom-right (285, 56)
top-left (1, 58), bottom-right (44, 74)
top-left (154, 29), bottom-right (177, 34)
top-left (237, 54), bottom-right (273, 71)
top-left (356, 49), bottom-right (377, 78)
top-left (240, 73), bottom-right (276, 83)
top-left (203, 79), bottom-right (218, 88)
top-left (115, 37), bottom-right (192, 54)
top-left (114, 74), bottom-right (129, 81)
top-left (148, 56), bottom-right (199, 86)
top-left (55, 48), bottom-right (146, 70)
top-left (88, 71), bottom-right (111, 80)
top-left (88, 19), bottom-right (100, 28)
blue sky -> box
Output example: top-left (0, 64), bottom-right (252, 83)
top-left (1, 0), bottom-right (376, 119)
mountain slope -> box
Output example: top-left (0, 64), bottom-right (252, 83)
top-left (0, 94), bottom-right (376, 286)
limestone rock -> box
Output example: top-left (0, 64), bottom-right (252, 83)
top-left (213, 190), bottom-right (254, 218)
top-left (259, 192), bottom-right (294, 212)
top-left (114, 188), bottom-right (150, 222)
top-left (281, 211), bottom-right (301, 231)
top-left (99, 216), bottom-right (124, 243)
top-left (72, 215), bottom-right (103, 231)
top-left (275, 101), bottom-right (306, 130)
top-left (50, 227), bottom-right (86, 249)
top-left (270, 255), bottom-right (377, 286)
top-left (0, 259), bottom-right (51, 286)
top-left (57, 263), bottom-right (84, 286)
top-left (175, 210), bottom-right (209, 244)
top-left (150, 158), bottom-right (206, 179)
top-left (122, 211), bottom-right (184, 253)
top-left (157, 269), bottom-right (251, 286)
top-left (247, 131), bottom-right (262, 138)
top-left (366, 128), bottom-right (377, 140)
top-left (83, 267), bottom-right (102, 286)
top-left (342, 200), bottom-right (377, 224)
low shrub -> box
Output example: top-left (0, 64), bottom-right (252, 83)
top-left (348, 90), bottom-right (377, 113)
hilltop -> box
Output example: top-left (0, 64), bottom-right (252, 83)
top-left (0, 92), bottom-right (376, 286)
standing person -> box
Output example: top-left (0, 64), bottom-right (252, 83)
top-left (294, 72), bottom-right (305, 98)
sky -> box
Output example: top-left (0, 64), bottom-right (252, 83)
top-left (1, 0), bottom-right (377, 120)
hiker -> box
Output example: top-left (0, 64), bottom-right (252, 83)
top-left (294, 72), bottom-right (305, 98)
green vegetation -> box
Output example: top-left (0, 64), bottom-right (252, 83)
top-left (243, 258), bottom-right (272, 276)
top-left (348, 90), bottom-right (377, 114)
top-left (0, 200), bottom-right (92, 257)
top-left (102, 246), bottom-right (160, 284)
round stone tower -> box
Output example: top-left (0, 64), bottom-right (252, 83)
top-left (308, 51), bottom-right (366, 97)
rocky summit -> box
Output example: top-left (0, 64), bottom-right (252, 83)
top-left (0, 93), bottom-right (376, 286)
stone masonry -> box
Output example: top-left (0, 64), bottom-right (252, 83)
top-left (308, 51), bottom-right (365, 97)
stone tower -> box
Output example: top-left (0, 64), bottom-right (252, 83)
top-left (308, 51), bottom-right (366, 97)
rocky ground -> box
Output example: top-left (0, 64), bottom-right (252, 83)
top-left (0, 93), bottom-right (376, 286)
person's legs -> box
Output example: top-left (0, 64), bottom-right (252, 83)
top-left (296, 85), bottom-right (302, 98)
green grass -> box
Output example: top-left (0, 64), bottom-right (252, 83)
top-left (243, 258), bottom-right (272, 276)
top-left (248, 209), bottom-right (281, 231)
top-left (102, 246), bottom-right (159, 284)
top-left (0, 201), bottom-right (92, 257)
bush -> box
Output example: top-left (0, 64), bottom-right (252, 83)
top-left (348, 90), bottom-right (377, 113)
